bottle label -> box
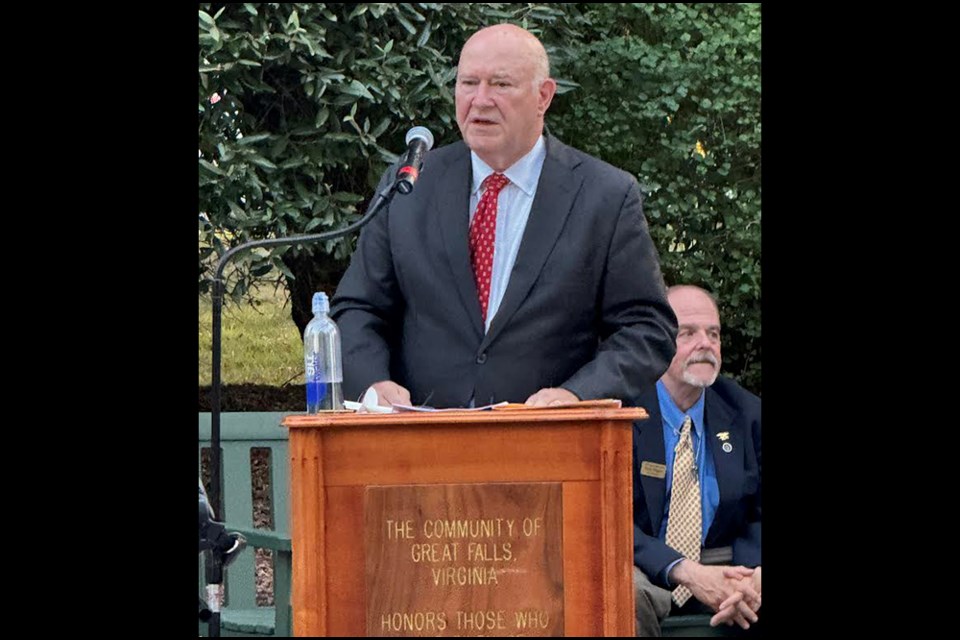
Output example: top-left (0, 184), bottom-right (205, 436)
top-left (305, 351), bottom-right (343, 412)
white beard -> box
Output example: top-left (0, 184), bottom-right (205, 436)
top-left (681, 352), bottom-right (719, 388)
top-left (682, 367), bottom-right (719, 388)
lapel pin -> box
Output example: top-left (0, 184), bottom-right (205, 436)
top-left (722, 442), bottom-right (733, 453)
top-left (716, 432), bottom-right (730, 441)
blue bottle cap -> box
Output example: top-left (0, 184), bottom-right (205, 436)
top-left (312, 292), bottom-right (329, 316)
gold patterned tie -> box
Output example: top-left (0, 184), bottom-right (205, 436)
top-left (664, 415), bottom-right (702, 606)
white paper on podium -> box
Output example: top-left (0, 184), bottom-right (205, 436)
top-left (390, 401), bottom-right (509, 412)
top-left (343, 387), bottom-right (396, 413)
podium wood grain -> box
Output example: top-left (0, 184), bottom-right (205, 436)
top-left (283, 407), bottom-right (645, 636)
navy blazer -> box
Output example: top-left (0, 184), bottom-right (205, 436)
top-left (633, 377), bottom-right (761, 589)
top-left (332, 135), bottom-right (677, 407)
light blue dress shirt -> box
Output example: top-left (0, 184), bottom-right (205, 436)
top-left (468, 135), bottom-right (547, 332)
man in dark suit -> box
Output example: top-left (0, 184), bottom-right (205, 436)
top-left (632, 285), bottom-right (761, 635)
top-left (332, 24), bottom-right (677, 408)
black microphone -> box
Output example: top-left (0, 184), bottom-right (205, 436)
top-left (395, 126), bottom-right (434, 195)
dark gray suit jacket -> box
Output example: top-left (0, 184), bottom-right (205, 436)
top-left (331, 134), bottom-right (677, 407)
top-left (633, 377), bottom-right (762, 589)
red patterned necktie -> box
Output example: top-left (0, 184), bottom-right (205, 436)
top-left (469, 172), bottom-right (510, 323)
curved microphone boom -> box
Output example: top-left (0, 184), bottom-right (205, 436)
top-left (395, 126), bottom-right (435, 194)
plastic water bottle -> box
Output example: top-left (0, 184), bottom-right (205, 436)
top-left (303, 292), bottom-right (344, 413)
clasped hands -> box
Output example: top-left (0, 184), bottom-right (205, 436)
top-left (672, 561), bottom-right (762, 629)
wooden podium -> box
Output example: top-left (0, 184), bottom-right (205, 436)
top-left (282, 405), bottom-right (644, 637)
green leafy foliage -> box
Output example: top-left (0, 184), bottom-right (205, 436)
top-left (548, 4), bottom-right (761, 392)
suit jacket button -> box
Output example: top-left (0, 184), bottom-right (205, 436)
top-left (476, 352), bottom-right (487, 364)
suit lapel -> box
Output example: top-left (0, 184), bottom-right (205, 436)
top-left (480, 137), bottom-right (582, 351)
top-left (636, 389), bottom-right (668, 534)
top-left (436, 148), bottom-right (484, 339)
top-left (704, 387), bottom-right (738, 541)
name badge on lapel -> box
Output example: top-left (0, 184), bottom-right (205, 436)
top-left (640, 461), bottom-right (667, 479)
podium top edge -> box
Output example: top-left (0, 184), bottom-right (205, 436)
top-left (282, 406), bottom-right (650, 428)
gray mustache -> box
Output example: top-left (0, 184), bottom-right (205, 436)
top-left (685, 352), bottom-right (718, 367)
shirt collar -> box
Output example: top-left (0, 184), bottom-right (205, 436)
top-left (470, 135), bottom-right (546, 197)
top-left (656, 379), bottom-right (706, 438)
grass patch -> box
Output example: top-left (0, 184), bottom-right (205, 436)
top-left (199, 285), bottom-right (304, 387)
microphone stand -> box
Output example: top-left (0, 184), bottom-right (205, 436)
top-left (203, 178), bottom-right (402, 637)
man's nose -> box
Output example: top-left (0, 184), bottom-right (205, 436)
top-left (694, 331), bottom-right (714, 350)
top-left (474, 82), bottom-right (495, 104)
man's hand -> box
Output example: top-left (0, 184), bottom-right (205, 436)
top-left (709, 566), bottom-right (762, 629)
top-left (370, 380), bottom-right (412, 407)
top-left (524, 387), bottom-right (580, 407)
top-left (670, 561), bottom-right (758, 630)
top-left (750, 565), bottom-right (762, 595)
